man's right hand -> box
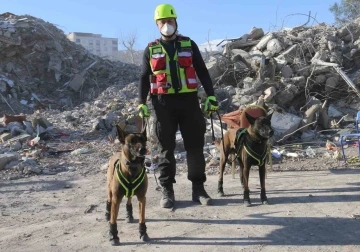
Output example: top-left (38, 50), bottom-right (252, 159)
top-left (138, 104), bottom-right (150, 118)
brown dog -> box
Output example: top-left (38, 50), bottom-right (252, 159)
top-left (215, 107), bottom-right (274, 206)
top-left (105, 124), bottom-right (149, 246)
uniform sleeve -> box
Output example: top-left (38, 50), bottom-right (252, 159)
top-left (191, 40), bottom-right (215, 97)
top-left (138, 46), bottom-right (152, 105)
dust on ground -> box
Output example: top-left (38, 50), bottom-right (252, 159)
top-left (1, 150), bottom-right (359, 252)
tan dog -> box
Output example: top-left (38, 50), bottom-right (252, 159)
top-left (215, 106), bottom-right (274, 206)
top-left (105, 124), bottom-right (149, 246)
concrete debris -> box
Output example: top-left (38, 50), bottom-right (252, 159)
top-left (205, 19), bottom-right (360, 145)
top-left (2, 12), bottom-right (360, 181)
top-left (0, 12), bottom-right (140, 114)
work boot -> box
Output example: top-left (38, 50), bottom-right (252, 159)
top-left (192, 183), bottom-right (212, 205)
top-left (160, 184), bottom-right (175, 208)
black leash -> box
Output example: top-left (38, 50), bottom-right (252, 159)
top-left (141, 116), bottom-right (148, 134)
top-left (210, 110), bottom-right (226, 161)
top-left (209, 110), bottom-right (241, 164)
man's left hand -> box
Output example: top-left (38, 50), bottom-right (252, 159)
top-left (204, 95), bottom-right (219, 115)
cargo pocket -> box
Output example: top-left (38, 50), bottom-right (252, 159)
top-left (156, 73), bottom-right (169, 94)
top-left (185, 67), bottom-right (198, 89)
top-left (177, 51), bottom-right (192, 68)
top-left (151, 53), bottom-right (166, 71)
top-left (156, 73), bottom-right (167, 87)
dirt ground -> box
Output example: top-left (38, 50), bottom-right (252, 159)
top-left (1, 152), bottom-right (360, 252)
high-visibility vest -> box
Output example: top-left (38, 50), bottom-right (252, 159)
top-left (148, 36), bottom-right (198, 94)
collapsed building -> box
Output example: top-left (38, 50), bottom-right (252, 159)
top-left (203, 19), bottom-right (360, 143)
top-left (0, 12), bottom-right (140, 115)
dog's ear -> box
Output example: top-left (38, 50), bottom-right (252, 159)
top-left (116, 124), bottom-right (127, 144)
top-left (245, 112), bottom-right (256, 125)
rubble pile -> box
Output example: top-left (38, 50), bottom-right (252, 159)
top-left (0, 12), bottom-right (140, 114)
top-left (205, 19), bottom-right (360, 143)
top-left (3, 12), bottom-right (360, 180)
top-left (0, 81), bottom-right (145, 180)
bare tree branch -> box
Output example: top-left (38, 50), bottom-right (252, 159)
top-left (119, 30), bottom-right (137, 64)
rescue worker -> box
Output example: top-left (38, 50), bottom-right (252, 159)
top-left (138, 3), bottom-right (219, 208)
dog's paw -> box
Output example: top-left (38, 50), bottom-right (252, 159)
top-left (125, 215), bottom-right (134, 223)
top-left (243, 199), bottom-right (252, 207)
top-left (110, 238), bottom-right (120, 246)
top-left (140, 233), bottom-right (150, 242)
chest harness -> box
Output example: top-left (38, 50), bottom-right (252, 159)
top-left (235, 128), bottom-right (268, 166)
top-left (115, 158), bottom-right (146, 198)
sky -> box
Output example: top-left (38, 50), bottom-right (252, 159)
top-left (3, 0), bottom-right (338, 50)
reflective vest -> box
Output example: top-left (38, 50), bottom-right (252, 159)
top-left (148, 36), bottom-right (198, 94)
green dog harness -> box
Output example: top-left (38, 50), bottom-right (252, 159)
top-left (115, 159), bottom-right (146, 198)
top-left (235, 128), bottom-right (268, 166)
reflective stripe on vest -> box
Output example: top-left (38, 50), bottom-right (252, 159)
top-left (148, 36), bottom-right (198, 95)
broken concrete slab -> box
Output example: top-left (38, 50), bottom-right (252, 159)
top-left (248, 27), bottom-right (264, 40)
top-left (270, 111), bottom-right (302, 143)
top-left (267, 38), bottom-right (283, 54)
top-left (274, 84), bottom-right (299, 106)
top-left (206, 60), bottom-right (223, 83)
top-left (279, 44), bottom-right (298, 64)
top-left (253, 33), bottom-right (275, 51)
top-left (68, 71), bottom-right (87, 92)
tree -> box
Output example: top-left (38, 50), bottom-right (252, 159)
top-left (329, 0), bottom-right (360, 25)
top-left (119, 31), bottom-right (137, 64)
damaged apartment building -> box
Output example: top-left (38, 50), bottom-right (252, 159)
top-left (67, 32), bottom-right (119, 61)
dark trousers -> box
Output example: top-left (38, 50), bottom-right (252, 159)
top-left (151, 92), bottom-right (206, 186)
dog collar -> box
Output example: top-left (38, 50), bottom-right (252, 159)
top-left (115, 159), bottom-right (146, 198)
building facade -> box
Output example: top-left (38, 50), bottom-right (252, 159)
top-left (67, 32), bottom-right (119, 61)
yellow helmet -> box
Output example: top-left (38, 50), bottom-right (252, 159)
top-left (154, 4), bottom-right (177, 21)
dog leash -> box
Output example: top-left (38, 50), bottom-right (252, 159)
top-left (141, 116), bottom-right (161, 191)
top-left (210, 110), bottom-right (226, 160)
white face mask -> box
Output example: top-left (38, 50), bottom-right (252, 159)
top-left (160, 23), bottom-right (175, 36)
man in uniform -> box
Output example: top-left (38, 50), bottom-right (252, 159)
top-left (138, 3), bottom-right (219, 208)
